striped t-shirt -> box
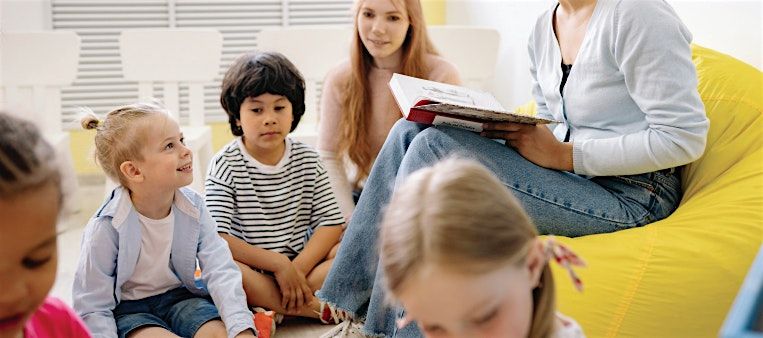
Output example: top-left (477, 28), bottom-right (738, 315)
top-left (205, 137), bottom-right (344, 258)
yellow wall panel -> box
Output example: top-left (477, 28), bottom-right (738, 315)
top-left (421, 0), bottom-right (446, 25)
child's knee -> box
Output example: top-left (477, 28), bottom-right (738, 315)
top-left (194, 320), bottom-right (227, 338)
top-left (234, 262), bottom-right (258, 291)
top-left (308, 279), bottom-right (322, 293)
top-left (327, 242), bottom-right (341, 259)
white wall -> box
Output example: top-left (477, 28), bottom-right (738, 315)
top-left (0, 0), bottom-right (50, 31)
top-left (1, 1), bottom-right (3, 100)
top-left (670, 1), bottom-right (762, 67)
top-left (446, 0), bottom-right (763, 109)
top-left (0, 0), bottom-right (51, 106)
top-left (446, 1), bottom-right (547, 109)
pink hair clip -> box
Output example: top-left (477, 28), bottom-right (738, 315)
top-left (545, 236), bottom-right (586, 292)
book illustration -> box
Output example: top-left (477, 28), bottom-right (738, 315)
top-left (422, 86), bottom-right (476, 106)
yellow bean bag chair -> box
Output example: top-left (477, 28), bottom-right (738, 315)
top-left (522, 45), bottom-right (763, 338)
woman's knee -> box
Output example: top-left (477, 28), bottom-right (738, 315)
top-left (404, 127), bottom-right (459, 162)
top-left (390, 119), bottom-right (422, 134)
top-left (418, 126), bottom-right (524, 168)
top-left (387, 119), bottom-right (429, 146)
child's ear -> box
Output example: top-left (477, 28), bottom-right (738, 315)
top-left (526, 239), bottom-right (546, 288)
top-left (119, 161), bottom-right (144, 184)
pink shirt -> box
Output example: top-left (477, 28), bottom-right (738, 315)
top-left (318, 54), bottom-right (461, 159)
top-left (318, 54), bottom-right (461, 217)
top-left (24, 297), bottom-right (91, 338)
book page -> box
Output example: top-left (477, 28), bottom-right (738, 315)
top-left (420, 84), bottom-right (504, 111)
top-left (389, 73), bottom-right (505, 114)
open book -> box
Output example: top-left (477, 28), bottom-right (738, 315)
top-left (389, 73), bottom-right (557, 132)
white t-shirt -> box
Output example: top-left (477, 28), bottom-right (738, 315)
top-left (120, 210), bottom-right (182, 301)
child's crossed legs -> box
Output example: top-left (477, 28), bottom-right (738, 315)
top-left (115, 287), bottom-right (255, 338)
top-left (236, 242), bottom-right (340, 317)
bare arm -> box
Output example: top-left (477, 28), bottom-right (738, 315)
top-left (293, 226), bottom-right (343, 274)
top-left (219, 233), bottom-right (289, 272)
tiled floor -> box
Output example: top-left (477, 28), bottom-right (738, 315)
top-left (53, 178), bottom-right (332, 337)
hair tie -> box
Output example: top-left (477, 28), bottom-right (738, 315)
top-left (545, 236), bottom-right (586, 292)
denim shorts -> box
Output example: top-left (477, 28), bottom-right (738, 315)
top-left (113, 287), bottom-right (220, 338)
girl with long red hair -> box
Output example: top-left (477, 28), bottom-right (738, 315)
top-left (317, 0), bottom-right (461, 219)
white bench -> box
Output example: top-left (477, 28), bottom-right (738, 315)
top-left (1, 31), bottom-right (81, 214)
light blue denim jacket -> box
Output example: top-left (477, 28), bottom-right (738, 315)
top-left (72, 187), bottom-right (255, 338)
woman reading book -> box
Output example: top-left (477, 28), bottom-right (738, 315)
top-left (317, 0), bottom-right (461, 220)
top-left (317, 0), bottom-right (709, 337)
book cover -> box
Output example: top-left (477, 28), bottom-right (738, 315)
top-left (388, 73), bottom-right (557, 132)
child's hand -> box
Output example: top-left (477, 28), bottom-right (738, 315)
top-left (294, 264), bottom-right (315, 303)
top-left (273, 257), bottom-right (313, 313)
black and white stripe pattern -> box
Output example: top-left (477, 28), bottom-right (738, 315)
top-left (205, 138), bottom-right (344, 258)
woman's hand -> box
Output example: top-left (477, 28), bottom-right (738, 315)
top-left (273, 256), bottom-right (313, 314)
top-left (481, 122), bottom-right (573, 171)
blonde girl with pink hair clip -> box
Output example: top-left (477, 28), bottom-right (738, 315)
top-left (379, 158), bottom-right (586, 338)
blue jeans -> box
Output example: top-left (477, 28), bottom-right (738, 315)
top-left (316, 120), bottom-right (682, 337)
top-left (113, 287), bottom-right (221, 338)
